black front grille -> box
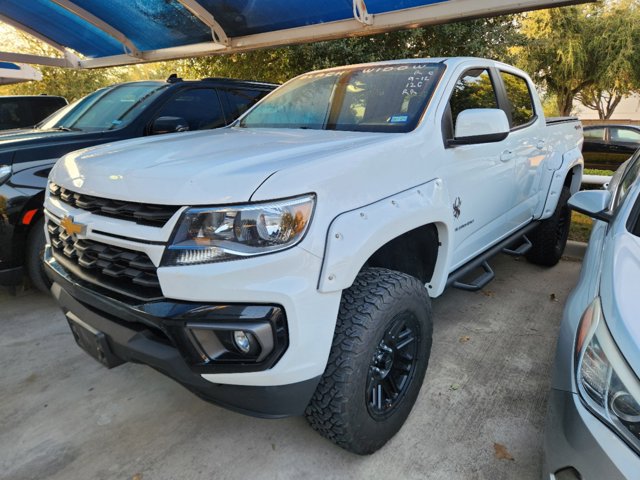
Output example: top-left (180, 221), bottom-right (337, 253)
top-left (49, 183), bottom-right (180, 227)
top-left (48, 221), bottom-right (163, 300)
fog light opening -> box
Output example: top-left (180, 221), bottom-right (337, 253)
top-left (233, 330), bottom-right (252, 354)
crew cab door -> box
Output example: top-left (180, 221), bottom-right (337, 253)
top-left (440, 68), bottom-right (515, 269)
top-left (497, 69), bottom-right (550, 230)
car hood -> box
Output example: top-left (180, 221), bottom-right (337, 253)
top-left (49, 127), bottom-right (391, 205)
top-left (601, 229), bottom-right (640, 376)
top-left (0, 127), bottom-right (107, 162)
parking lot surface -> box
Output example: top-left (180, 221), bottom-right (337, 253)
top-left (1, 253), bottom-right (582, 480)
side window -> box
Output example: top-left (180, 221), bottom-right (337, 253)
top-left (500, 71), bottom-right (535, 128)
top-left (610, 127), bottom-right (640, 144)
top-left (154, 88), bottom-right (225, 131)
top-left (583, 128), bottom-right (606, 141)
top-left (225, 89), bottom-right (268, 121)
top-left (449, 69), bottom-right (499, 132)
top-left (612, 152), bottom-right (640, 211)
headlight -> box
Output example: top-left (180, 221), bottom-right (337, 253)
top-left (576, 297), bottom-right (640, 453)
top-left (0, 165), bottom-right (11, 184)
top-left (162, 194), bottom-right (315, 266)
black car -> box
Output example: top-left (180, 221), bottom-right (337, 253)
top-left (582, 124), bottom-right (640, 170)
top-left (0, 95), bottom-right (67, 130)
top-left (0, 76), bottom-right (276, 291)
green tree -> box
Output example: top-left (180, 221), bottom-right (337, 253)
top-left (514, 2), bottom-right (640, 116)
top-left (576, 0), bottom-right (640, 119)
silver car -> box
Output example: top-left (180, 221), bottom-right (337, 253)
top-left (544, 153), bottom-right (640, 479)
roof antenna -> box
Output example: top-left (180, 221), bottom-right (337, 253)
top-left (167, 73), bottom-right (182, 83)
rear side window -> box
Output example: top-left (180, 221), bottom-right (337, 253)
top-left (154, 88), bottom-right (225, 130)
top-left (449, 69), bottom-right (498, 129)
top-left (584, 128), bottom-right (606, 141)
top-left (225, 89), bottom-right (268, 120)
top-left (500, 71), bottom-right (535, 128)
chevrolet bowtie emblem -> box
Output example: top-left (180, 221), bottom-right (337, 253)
top-left (60, 216), bottom-right (86, 237)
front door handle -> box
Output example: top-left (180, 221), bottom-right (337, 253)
top-left (500, 150), bottom-right (515, 162)
top-left (536, 140), bottom-right (546, 150)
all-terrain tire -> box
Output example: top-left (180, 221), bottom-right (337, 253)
top-left (25, 217), bottom-right (51, 293)
top-left (526, 186), bottom-right (572, 267)
top-left (305, 267), bottom-right (433, 455)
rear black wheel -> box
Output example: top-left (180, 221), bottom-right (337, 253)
top-left (305, 267), bottom-right (433, 455)
top-left (526, 186), bottom-right (572, 267)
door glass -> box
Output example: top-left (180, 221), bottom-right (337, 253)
top-left (500, 71), bottom-right (535, 127)
top-left (226, 89), bottom-right (268, 120)
top-left (610, 127), bottom-right (640, 144)
top-left (154, 88), bottom-right (225, 130)
top-left (583, 128), bottom-right (606, 141)
top-left (449, 69), bottom-right (499, 129)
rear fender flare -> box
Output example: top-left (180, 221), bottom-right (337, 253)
top-left (540, 147), bottom-right (583, 220)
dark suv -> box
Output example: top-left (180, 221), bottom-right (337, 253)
top-left (0, 76), bottom-right (276, 291)
top-left (583, 124), bottom-right (640, 170)
top-left (0, 95), bottom-right (67, 130)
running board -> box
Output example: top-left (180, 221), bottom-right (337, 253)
top-left (452, 261), bottom-right (494, 292)
top-left (502, 235), bottom-right (532, 257)
top-left (446, 222), bottom-right (540, 292)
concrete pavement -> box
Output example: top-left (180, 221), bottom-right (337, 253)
top-left (0, 254), bottom-right (582, 480)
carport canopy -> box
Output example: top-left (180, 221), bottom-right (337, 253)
top-left (0, 0), bottom-right (590, 69)
top-left (0, 62), bottom-right (42, 84)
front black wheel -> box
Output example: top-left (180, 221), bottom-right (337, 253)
top-left (25, 217), bottom-right (51, 293)
top-left (305, 268), bottom-right (433, 455)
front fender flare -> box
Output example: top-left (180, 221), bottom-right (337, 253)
top-left (318, 179), bottom-right (451, 297)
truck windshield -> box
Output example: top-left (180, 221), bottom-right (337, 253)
top-left (38, 83), bottom-right (167, 132)
top-left (239, 63), bottom-right (444, 133)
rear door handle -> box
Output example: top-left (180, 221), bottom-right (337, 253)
top-left (536, 140), bottom-right (546, 150)
top-left (500, 150), bottom-right (514, 162)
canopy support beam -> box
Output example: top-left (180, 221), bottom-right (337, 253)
top-left (176, 0), bottom-right (229, 45)
top-left (0, 51), bottom-right (71, 68)
top-left (50, 0), bottom-right (141, 57)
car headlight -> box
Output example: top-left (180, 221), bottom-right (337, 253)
top-left (0, 165), bottom-right (11, 184)
top-left (576, 297), bottom-right (640, 453)
top-left (162, 194), bottom-right (315, 266)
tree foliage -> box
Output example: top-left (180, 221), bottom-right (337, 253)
top-left (514, 1), bottom-right (640, 116)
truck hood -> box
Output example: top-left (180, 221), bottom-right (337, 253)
top-left (50, 127), bottom-right (392, 205)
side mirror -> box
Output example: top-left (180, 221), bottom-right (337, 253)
top-left (568, 190), bottom-right (613, 223)
top-left (150, 116), bottom-right (189, 135)
top-left (448, 109), bottom-right (510, 147)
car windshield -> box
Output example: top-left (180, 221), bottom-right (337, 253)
top-left (38, 83), bottom-right (167, 132)
top-left (239, 63), bottom-right (445, 133)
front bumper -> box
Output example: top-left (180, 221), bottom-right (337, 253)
top-left (46, 251), bottom-right (322, 418)
top-left (543, 388), bottom-right (640, 480)
top-left (0, 265), bottom-right (23, 286)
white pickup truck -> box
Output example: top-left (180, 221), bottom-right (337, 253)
top-left (43, 58), bottom-right (583, 454)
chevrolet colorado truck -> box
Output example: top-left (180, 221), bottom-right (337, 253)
top-left (0, 77), bottom-right (275, 291)
top-left (43, 58), bottom-right (584, 454)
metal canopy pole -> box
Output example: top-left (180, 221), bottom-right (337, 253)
top-left (176, 0), bottom-right (229, 46)
top-left (50, 0), bottom-right (141, 57)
